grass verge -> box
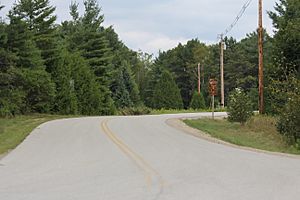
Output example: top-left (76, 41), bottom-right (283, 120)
top-left (0, 114), bottom-right (77, 155)
top-left (184, 115), bottom-right (300, 155)
top-left (150, 108), bottom-right (226, 115)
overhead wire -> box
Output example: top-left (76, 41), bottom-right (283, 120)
top-left (219, 0), bottom-right (253, 39)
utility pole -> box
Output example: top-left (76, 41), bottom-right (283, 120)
top-left (198, 63), bottom-right (201, 94)
top-left (220, 35), bottom-right (225, 109)
top-left (202, 64), bottom-right (205, 86)
top-left (258, 0), bottom-right (264, 114)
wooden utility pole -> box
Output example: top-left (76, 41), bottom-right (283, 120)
top-left (198, 63), bottom-right (201, 94)
top-left (202, 64), bottom-right (205, 86)
top-left (220, 36), bottom-right (225, 109)
top-left (258, 0), bottom-right (264, 114)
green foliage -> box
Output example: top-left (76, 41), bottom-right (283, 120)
top-left (247, 88), bottom-right (259, 110)
top-left (69, 52), bottom-right (109, 115)
top-left (185, 116), bottom-right (300, 155)
top-left (276, 78), bottom-right (300, 145)
top-left (118, 106), bottom-right (151, 116)
top-left (52, 49), bottom-right (78, 115)
top-left (0, 69), bottom-right (25, 116)
top-left (190, 92), bottom-right (206, 109)
top-left (227, 88), bottom-right (253, 125)
top-left (152, 70), bottom-right (183, 109)
top-left (143, 65), bottom-right (164, 108)
top-left (0, 67), bottom-right (55, 116)
top-left (7, 12), bottom-right (44, 69)
top-left (155, 39), bottom-right (209, 108)
top-left (62, 0), bottom-right (115, 115)
top-left (20, 67), bottom-right (55, 113)
top-left (0, 22), bottom-right (13, 71)
top-left (12, 0), bottom-right (58, 72)
top-left (269, 0), bottom-right (300, 77)
top-left (112, 66), bottom-right (133, 109)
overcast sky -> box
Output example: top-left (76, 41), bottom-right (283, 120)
top-left (0, 0), bottom-right (276, 55)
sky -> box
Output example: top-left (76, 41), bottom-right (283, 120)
top-left (0, 0), bottom-right (276, 55)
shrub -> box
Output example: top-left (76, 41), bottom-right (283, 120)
top-left (277, 91), bottom-right (300, 145)
top-left (119, 107), bottom-right (151, 116)
top-left (227, 88), bottom-right (253, 125)
top-left (189, 92), bottom-right (206, 109)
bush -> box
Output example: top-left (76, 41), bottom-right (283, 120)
top-left (118, 107), bottom-right (151, 116)
top-left (227, 88), bottom-right (253, 125)
top-left (189, 92), bottom-right (206, 109)
top-left (277, 92), bottom-right (300, 145)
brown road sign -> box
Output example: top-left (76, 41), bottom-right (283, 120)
top-left (209, 79), bottom-right (218, 96)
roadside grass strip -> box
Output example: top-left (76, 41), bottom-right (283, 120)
top-left (184, 116), bottom-right (300, 155)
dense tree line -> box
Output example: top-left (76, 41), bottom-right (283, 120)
top-left (0, 0), bottom-right (299, 122)
top-left (0, 0), bottom-right (144, 116)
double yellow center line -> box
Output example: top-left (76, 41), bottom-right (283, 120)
top-left (101, 119), bottom-right (165, 191)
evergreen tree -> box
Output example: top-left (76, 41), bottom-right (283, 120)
top-left (52, 48), bottom-right (78, 114)
top-left (70, 52), bottom-right (112, 115)
top-left (144, 65), bottom-right (164, 108)
top-left (0, 68), bottom-right (26, 116)
top-left (111, 62), bottom-right (141, 108)
top-left (0, 20), bottom-right (12, 72)
top-left (112, 67), bottom-right (133, 109)
top-left (135, 51), bottom-right (152, 103)
top-left (155, 39), bottom-right (209, 108)
top-left (269, 0), bottom-right (300, 78)
top-left (0, 8), bottom-right (25, 116)
top-left (5, 5), bottom-right (55, 113)
top-left (6, 9), bottom-right (44, 69)
top-left (266, 0), bottom-right (300, 114)
top-left (63, 0), bottom-right (115, 115)
top-left (190, 92), bottom-right (206, 109)
top-left (12, 0), bottom-right (58, 72)
top-left (19, 67), bottom-right (55, 113)
top-left (152, 70), bottom-right (183, 109)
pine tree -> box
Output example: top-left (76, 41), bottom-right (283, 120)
top-left (155, 39), bottom-right (208, 108)
top-left (190, 92), bottom-right (206, 109)
top-left (6, 9), bottom-right (43, 69)
top-left (3, 5), bottom-right (55, 114)
top-left (0, 20), bottom-right (12, 72)
top-left (19, 67), bottom-right (55, 113)
top-left (66, 0), bottom-right (115, 114)
top-left (52, 48), bottom-right (78, 114)
top-left (144, 65), bottom-right (164, 108)
top-left (269, 0), bottom-right (300, 78)
top-left (111, 62), bottom-right (141, 108)
top-left (70, 52), bottom-right (113, 115)
top-left (0, 9), bottom-right (25, 116)
top-left (112, 67), bottom-right (133, 109)
top-left (152, 70), bottom-right (183, 109)
top-left (12, 0), bottom-right (58, 72)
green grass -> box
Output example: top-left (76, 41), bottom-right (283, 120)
top-left (150, 108), bottom-right (227, 115)
top-left (184, 115), bottom-right (300, 155)
top-left (0, 114), bottom-right (78, 155)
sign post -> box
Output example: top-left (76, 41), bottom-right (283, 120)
top-left (209, 79), bottom-right (218, 120)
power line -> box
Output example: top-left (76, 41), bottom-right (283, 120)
top-left (218, 0), bottom-right (253, 109)
top-left (219, 0), bottom-right (253, 38)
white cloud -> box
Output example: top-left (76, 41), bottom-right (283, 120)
top-left (0, 0), bottom-right (278, 55)
top-left (118, 30), bottom-right (189, 55)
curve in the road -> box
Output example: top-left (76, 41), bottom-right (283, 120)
top-left (101, 118), bottom-right (165, 192)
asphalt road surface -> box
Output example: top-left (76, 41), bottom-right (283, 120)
top-left (1, 112), bottom-right (300, 200)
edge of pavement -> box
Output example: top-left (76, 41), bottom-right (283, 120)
top-left (166, 117), bottom-right (300, 160)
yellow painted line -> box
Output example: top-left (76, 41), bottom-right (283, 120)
top-left (101, 119), bottom-right (165, 191)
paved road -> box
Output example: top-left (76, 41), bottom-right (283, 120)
top-left (0, 112), bottom-right (300, 200)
